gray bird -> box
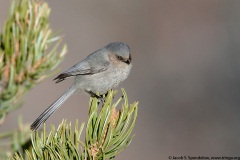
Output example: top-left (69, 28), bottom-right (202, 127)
top-left (30, 42), bottom-right (132, 131)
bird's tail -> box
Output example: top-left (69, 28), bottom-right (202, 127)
top-left (30, 84), bottom-right (77, 131)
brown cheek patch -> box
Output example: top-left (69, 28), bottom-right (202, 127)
top-left (108, 53), bottom-right (119, 65)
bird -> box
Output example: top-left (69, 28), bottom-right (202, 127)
top-left (30, 42), bottom-right (132, 131)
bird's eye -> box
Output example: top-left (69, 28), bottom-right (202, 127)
top-left (116, 56), bottom-right (121, 60)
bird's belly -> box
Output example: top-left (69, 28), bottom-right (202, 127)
top-left (75, 65), bottom-right (131, 95)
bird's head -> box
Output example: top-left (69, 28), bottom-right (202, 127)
top-left (106, 42), bottom-right (132, 65)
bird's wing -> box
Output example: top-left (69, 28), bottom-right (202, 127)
top-left (54, 59), bottom-right (110, 83)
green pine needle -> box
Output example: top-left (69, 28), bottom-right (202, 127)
top-left (10, 89), bottom-right (138, 160)
top-left (0, 0), bottom-right (67, 122)
top-left (0, 1), bottom-right (138, 159)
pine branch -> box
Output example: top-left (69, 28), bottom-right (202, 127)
top-left (0, 117), bottom-right (32, 159)
top-left (0, 0), bottom-right (67, 123)
top-left (0, 1), bottom-right (138, 159)
top-left (11, 89), bottom-right (138, 160)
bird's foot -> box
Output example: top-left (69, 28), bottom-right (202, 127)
top-left (86, 90), bottom-right (105, 105)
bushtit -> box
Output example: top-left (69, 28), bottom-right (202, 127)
top-left (30, 42), bottom-right (132, 131)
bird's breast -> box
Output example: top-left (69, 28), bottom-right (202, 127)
top-left (75, 64), bottom-right (132, 95)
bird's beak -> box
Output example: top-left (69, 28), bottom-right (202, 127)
top-left (126, 54), bottom-right (132, 64)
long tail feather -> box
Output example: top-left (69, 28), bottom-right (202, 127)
top-left (30, 85), bottom-right (77, 131)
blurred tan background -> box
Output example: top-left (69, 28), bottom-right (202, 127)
top-left (1, 0), bottom-right (240, 159)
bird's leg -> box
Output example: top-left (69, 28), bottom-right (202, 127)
top-left (106, 89), bottom-right (115, 99)
top-left (97, 94), bottom-right (105, 105)
top-left (105, 91), bottom-right (109, 97)
top-left (86, 90), bottom-right (105, 104)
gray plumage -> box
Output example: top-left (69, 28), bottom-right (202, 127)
top-left (30, 42), bottom-right (132, 131)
